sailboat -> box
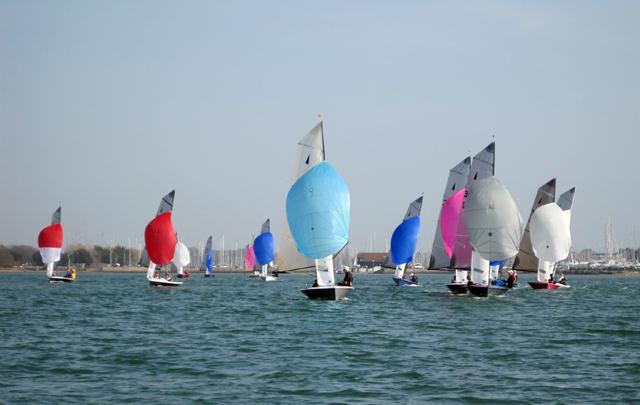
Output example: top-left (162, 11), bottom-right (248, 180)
top-left (174, 239), bottom-right (191, 279)
top-left (254, 219), bottom-right (277, 281)
top-left (277, 123), bottom-right (324, 273)
top-left (390, 196), bottom-right (423, 286)
top-left (145, 190), bottom-right (182, 287)
top-left (38, 206), bottom-right (74, 283)
top-left (512, 178), bottom-right (556, 272)
top-left (528, 187), bottom-right (575, 289)
top-left (428, 157), bottom-right (471, 293)
top-left (464, 176), bottom-right (523, 297)
top-left (203, 236), bottom-right (214, 278)
top-left (286, 124), bottom-right (351, 300)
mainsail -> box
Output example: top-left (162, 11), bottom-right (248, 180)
top-left (429, 157), bottom-right (471, 269)
top-left (464, 176), bottom-right (523, 263)
top-left (513, 178), bottom-right (556, 271)
top-left (38, 206), bottom-right (64, 277)
top-left (286, 161), bottom-right (350, 286)
top-left (452, 142), bottom-right (495, 269)
top-left (277, 123), bottom-right (325, 272)
top-left (390, 196), bottom-right (422, 279)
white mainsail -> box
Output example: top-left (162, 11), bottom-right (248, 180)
top-left (530, 203), bottom-right (572, 281)
top-left (277, 123), bottom-right (324, 272)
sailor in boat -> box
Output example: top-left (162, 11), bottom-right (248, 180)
top-left (272, 270), bottom-right (279, 278)
top-left (558, 273), bottom-right (567, 285)
top-left (338, 265), bottom-right (353, 286)
top-left (548, 275), bottom-right (555, 284)
top-left (409, 273), bottom-right (418, 284)
top-left (506, 270), bottom-right (516, 288)
top-left (466, 274), bottom-right (473, 286)
top-left (450, 274), bottom-right (458, 284)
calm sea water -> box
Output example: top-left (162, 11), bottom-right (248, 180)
top-left (1, 272), bottom-right (639, 404)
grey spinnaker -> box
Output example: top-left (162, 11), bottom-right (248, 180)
top-left (429, 157), bottom-right (471, 269)
top-left (464, 176), bottom-right (523, 262)
top-left (513, 178), bottom-right (556, 271)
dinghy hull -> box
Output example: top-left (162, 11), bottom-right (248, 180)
top-left (528, 281), bottom-right (570, 290)
top-left (468, 284), bottom-right (509, 297)
top-left (446, 282), bottom-right (468, 294)
top-left (204, 274), bottom-right (214, 278)
top-left (177, 273), bottom-right (190, 279)
top-left (392, 277), bottom-right (418, 286)
top-left (261, 275), bottom-right (278, 282)
top-left (148, 278), bottom-right (183, 287)
top-left (48, 276), bottom-right (74, 283)
top-left (301, 286), bottom-right (353, 300)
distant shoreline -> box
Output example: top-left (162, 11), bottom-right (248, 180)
top-left (1, 267), bottom-right (639, 276)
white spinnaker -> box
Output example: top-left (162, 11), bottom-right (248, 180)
top-left (470, 251), bottom-right (489, 285)
top-left (277, 123), bottom-right (325, 272)
top-left (513, 178), bottom-right (556, 271)
top-left (464, 177), bottom-right (523, 262)
top-left (530, 203), bottom-right (571, 264)
top-left (173, 241), bottom-right (191, 275)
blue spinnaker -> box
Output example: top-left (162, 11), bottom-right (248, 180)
top-left (390, 216), bottom-right (420, 265)
top-left (286, 162), bottom-right (350, 259)
top-left (205, 251), bottom-right (213, 273)
top-left (253, 232), bottom-right (274, 265)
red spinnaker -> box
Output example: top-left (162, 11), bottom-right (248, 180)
top-left (144, 212), bottom-right (177, 265)
top-left (38, 224), bottom-right (64, 248)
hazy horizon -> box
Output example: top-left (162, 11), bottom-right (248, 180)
top-left (2, 1), bottom-right (639, 253)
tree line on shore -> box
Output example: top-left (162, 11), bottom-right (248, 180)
top-left (0, 244), bottom-right (140, 268)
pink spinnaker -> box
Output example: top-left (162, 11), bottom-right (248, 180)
top-left (440, 189), bottom-right (465, 258)
top-left (244, 244), bottom-right (256, 269)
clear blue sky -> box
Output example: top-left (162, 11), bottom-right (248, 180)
top-left (2, 1), bottom-right (639, 253)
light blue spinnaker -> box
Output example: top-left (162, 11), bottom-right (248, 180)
top-left (254, 232), bottom-right (274, 265)
top-left (390, 216), bottom-right (420, 265)
top-left (286, 161), bottom-right (350, 259)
